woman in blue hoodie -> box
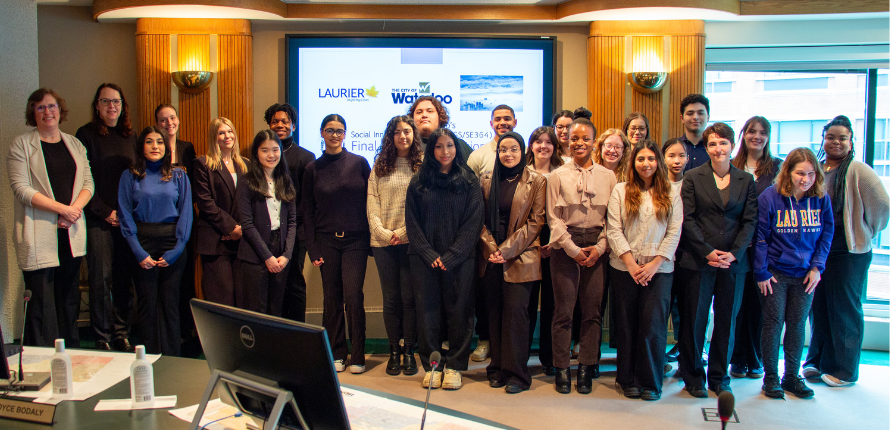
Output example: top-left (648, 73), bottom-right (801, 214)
top-left (754, 147), bottom-right (833, 400)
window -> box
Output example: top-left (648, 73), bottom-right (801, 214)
top-left (706, 69), bottom-right (890, 303)
top-left (705, 81), bottom-right (733, 93)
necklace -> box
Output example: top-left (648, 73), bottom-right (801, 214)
top-left (506, 174), bottom-right (520, 183)
top-left (714, 169), bottom-right (730, 179)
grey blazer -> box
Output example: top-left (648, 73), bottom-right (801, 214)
top-left (7, 130), bottom-right (94, 271)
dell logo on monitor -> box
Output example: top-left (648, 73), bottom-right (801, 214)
top-left (240, 325), bottom-right (255, 348)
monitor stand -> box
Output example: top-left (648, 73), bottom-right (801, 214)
top-left (189, 370), bottom-right (308, 430)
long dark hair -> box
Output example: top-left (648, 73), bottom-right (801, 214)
top-left (373, 115), bottom-right (423, 177)
top-left (90, 83), bottom-right (133, 137)
top-left (130, 126), bottom-right (176, 181)
top-left (731, 116), bottom-right (777, 179)
top-left (817, 115), bottom-right (855, 216)
top-left (622, 112), bottom-right (650, 141)
top-left (551, 110), bottom-right (573, 127)
top-left (624, 140), bottom-right (673, 223)
top-left (416, 128), bottom-right (475, 192)
top-left (525, 126), bottom-right (563, 169)
top-left (245, 130), bottom-right (296, 202)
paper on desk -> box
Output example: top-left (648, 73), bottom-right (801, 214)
top-left (169, 398), bottom-right (258, 430)
top-left (10, 346), bottom-right (161, 404)
top-left (94, 395), bottom-right (177, 411)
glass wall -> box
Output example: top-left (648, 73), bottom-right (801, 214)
top-left (705, 69), bottom-right (890, 302)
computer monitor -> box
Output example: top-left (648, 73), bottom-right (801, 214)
top-left (190, 299), bottom-right (350, 430)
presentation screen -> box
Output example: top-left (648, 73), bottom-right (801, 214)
top-left (286, 36), bottom-right (556, 164)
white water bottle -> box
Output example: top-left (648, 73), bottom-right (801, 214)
top-left (130, 345), bottom-right (154, 407)
top-left (50, 339), bottom-right (73, 399)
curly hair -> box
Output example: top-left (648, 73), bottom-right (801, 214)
top-left (90, 83), bottom-right (133, 137)
top-left (374, 115), bottom-right (423, 177)
top-left (592, 128), bottom-right (631, 182)
top-left (25, 88), bottom-right (69, 127)
top-left (407, 96), bottom-right (449, 127)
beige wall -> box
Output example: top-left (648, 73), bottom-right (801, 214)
top-left (37, 6), bottom-right (138, 135)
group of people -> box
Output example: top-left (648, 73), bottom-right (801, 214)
top-left (9, 84), bottom-right (888, 402)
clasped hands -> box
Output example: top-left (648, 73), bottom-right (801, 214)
top-left (572, 246), bottom-right (600, 267)
top-left (57, 205), bottom-right (83, 229)
top-left (705, 249), bottom-right (736, 269)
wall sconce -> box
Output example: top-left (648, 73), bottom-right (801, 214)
top-left (172, 71), bottom-right (214, 93)
top-left (627, 72), bottom-right (667, 93)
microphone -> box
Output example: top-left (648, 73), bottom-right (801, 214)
top-left (13, 290), bottom-right (50, 391)
top-left (718, 391), bottom-right (735, 430)
top-left (420, 351), bottom-right (441, 430)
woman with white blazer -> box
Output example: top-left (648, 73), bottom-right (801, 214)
top-left (7, 88), bottom-right (94, 347)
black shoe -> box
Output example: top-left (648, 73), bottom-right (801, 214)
top-left (96, 341), bottom-right (112, 351)
top-left (113, 338), bottom-right (135, 353)
top-left (543, 366), bottom-right (557, 376)
top-left (554, 368), bottom-right (572, 394)
top-left (386, 345), bottom-right (402, 376)
top-left (665, 345), bottom-right (679, 363)
top-left (730, 364), bottom-right (748, 378)
top-left (401, 346), bottom-right (418, 376)
top-left (782, 375), bottom-right (814, 399)
top-left (622, 385), bottom-right (641, 398)
top-left (505, 383), bottom-right (525, 394)
top-left (711, 384), bottom-right (732, 396)
top-left (762, 373), bottom-right (784, 399)
top-left (685, 383), bottom-right (708, 398)
top-left (641, 388), bottom-right (661, 401)
top-left (576, 365), bottom-right (593, 394)
top-left (489, 377), bottom-right (506, 388)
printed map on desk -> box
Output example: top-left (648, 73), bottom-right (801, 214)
top-left (10, 347), bottom-right (160, 404)
top-left (342, 387), bottom-right (505, 430)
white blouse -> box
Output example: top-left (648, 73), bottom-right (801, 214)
top-left (606, 182), bottom-right (683, 273)
top-left (266, 181), bottom-right (281, 231)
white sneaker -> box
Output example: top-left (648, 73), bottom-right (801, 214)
top-left (471, 340), bottom-right (490, 362)
top-left (442, 369), bottom-right (462, 390)
top-left (333, 360), bottom-right (346, 372)
top-left (441, 341), bottom-right (450, 350)
top-left (422, 370), bottom-right (442, 389)
top-left (349, 365), bottom-right (365, 374)
top-left (821, 373), bottom-right (854, 387)
top-left (802, 366), bottom-right (821, 379)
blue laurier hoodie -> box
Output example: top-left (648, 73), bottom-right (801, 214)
top-left (753, 185), bottom-right (834, 283)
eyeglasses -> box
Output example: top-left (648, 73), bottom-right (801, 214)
top-left (498, 147), bottom-right (521, 155)
top-left (602, 144), bottom-right (623, 152)
top-left (324, 128), bottom-right (346, 137)
top-left (555, 125), bottom-right (569, 131)
top-left (35, 104), bottom-right (59, 113)
top-left (98, 98), bottom-right (122, 106)
top-left (628, 127), bottom-right (647, 133)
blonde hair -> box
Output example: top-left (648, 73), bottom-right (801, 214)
top-left (207, 117), bottom-right (248, 173)
top-left (592, 128), bottom-right (631, 182)
top-left (775, 147), bottom-right (825, 199)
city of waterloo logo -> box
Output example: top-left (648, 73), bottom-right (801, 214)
top-left (391, 82), bottom-right (453, 104)
top-left (418, 82), bottom-right (431, 93)
top-left (317, 85), bottom-right (377, 102)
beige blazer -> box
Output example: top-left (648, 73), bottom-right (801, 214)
top-left (7, 129), bottom-right (94, 271)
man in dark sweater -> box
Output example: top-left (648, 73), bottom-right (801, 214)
top-left (408, 96), bottom-right (472, 163)
top-left (265, 103), bottom-right (316, 322)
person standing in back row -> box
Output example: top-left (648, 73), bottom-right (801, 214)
top-left (265, 103), bottom-right (316, 322)
top-left (408, 96), bottom-right (473, 161)
top-left (76, 83), bottom-right (136, 353)
top-left (678, 94), bottom-right (711, 172)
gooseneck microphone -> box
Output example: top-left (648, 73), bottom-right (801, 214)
top-left (717, 391), bottom-right (735, 430)
top-left (18, 290), bottom-right (31, 383)
top-left (420, 351), bottom-right (442, 430)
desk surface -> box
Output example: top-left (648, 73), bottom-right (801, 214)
top-left (2, 356), bottom-right (512, 430)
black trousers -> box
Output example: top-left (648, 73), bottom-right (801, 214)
top-left (23, 229), bottom-right (82, 348)
top-left (373, 244), bottom-right (416, 348)
top-left (612, 267), bottom-right (672, 393)
top-left (179, 224), bottom-right (197, 339)
top-left (132, 224), bottom-right (186, 356)
top-left (413, 255), bottom-right (475, 372)
top-left (528, 255), bottom-right (554, 368)
top-left (318, 232), bottom-right (369, 366)
top-left (86, 216), bottom-right (134, 343)
top-left (730, 270), bottom-right (763, 370)
top-left (484, 263), bottom-right (533, 389)
top-left (550, 227), bottom-right (606, 369)
top-left (282, 239), bottom-right (308, 322)
top-left (240, 230), bottom-right (288, 317)
top-left (805, 251), bottom-right (872, 382)
top-left (474, 271), bottom-right (489, 342)
top-left (667, 275), bottom-right (682, 344)
top-left (677, 266), bottom-right (745, 389)
top-left (201, 252), bottom-right (240, 307)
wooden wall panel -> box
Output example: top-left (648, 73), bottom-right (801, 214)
top-left (135, 34), bottom-right (170, 131)
top-left (177, 34), bottom-right (211, 152)
top-left (588, 36), bottom-right (625, 134)
top-left (217, 34), bottom-right (253, 158)
top-left (631, 36), bottom-right (664, 141)
top-left (668, 35), bottom-right (705, 139)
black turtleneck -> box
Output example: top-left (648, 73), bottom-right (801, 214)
top-left (421, 134), bottom-right (474, 163)
top-left (280, 134), bottom-right (316, 236)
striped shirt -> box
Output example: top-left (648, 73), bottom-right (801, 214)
top-left (367, 157), bottom-right (416, 247)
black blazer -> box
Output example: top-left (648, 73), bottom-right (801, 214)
top-left (677, 161), bottom-right (758, 273)
top-left (235, 179), bottom-right (297, 265)
top-left (193, 156), bottom-right (245, 255)
top-left (173, 140), bottom-right (198, 188)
